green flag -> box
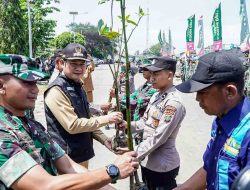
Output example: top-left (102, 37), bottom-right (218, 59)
top-left (186, 14), bottom-right (195, 51)
top-left (240, 0), bottom-right (249, 44)
top-left (212, 3), bottom-right (222, 51)
top-left (158, 30), bottom-right (163, 46)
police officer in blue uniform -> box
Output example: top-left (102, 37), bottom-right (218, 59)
top-left (174, 50), bottom-right (250, 190)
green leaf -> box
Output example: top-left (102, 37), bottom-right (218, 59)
top-left (127, 19), bottom-right (137, 26)
top-left (102, 25), bottom-right (110, 33)
top-left (104, 31), bottom-right (121, 39)
top-left (98, 19), bottom-right (104, 31)
top-left (98, 0), bottom-right (110, 4)
top-left (125, 14), bottom-right (130, 21)
top-left (118, 15), bottom-right (122, 20)
top-left (139, 6), bottom-right (145, 16)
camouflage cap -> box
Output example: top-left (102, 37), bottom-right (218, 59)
top-left (0, 54), bottom-right (49, 82)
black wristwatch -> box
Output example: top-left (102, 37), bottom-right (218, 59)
top-left (106, 164), bottom-right (120, 184)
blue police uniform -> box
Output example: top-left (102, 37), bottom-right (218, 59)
top-left (203, 97), bottom-right (250, 190)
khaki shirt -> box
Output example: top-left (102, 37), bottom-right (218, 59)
top-left (45, 86), bottom-right (109, 143)
top-left (131, 86), bottom-right (186, 172)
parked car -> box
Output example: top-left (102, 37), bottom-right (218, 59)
top-left (92, 57), bottom-right (104, 66)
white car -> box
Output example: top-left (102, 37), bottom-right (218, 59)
top-left (92, 57), bottom-right (104, 66)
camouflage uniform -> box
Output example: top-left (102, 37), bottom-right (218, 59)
top-left (120, 81), bottom-right (157, 145)
top-left (118, 65), bottom-right (137, 96)
top-left (0, 107), bottom-right (65, 189)
top-left (180, 61), bottom-right (186, 82)
top-left (120, 81), bottom-right (157, 121)
top-left (0, 54), bottom-right (64, 189)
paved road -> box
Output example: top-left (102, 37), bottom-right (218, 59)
top-left (34, 64), bottom-right (213, 189)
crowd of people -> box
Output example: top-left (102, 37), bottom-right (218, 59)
top-left (0, 42), bottom-right (250, 190)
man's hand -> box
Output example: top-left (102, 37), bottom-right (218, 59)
top-left (104, 137), bottom-right (129, 155)
top-left (101, 102), bottom-right (112, 112)
top-left (109, 88), bottom-right (116, 98)
top-left (117, 120), bottom-right (127, 129)
top-left (108, 112), bottom-right (123, 124)
top-left (114, 151), bottom-right (139, 179)
top-left (115, 147), bottom-right (130, 155)
top-left (173, 167), bottom-right (207, 190)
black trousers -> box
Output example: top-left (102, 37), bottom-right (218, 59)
top-left (141, 166), bottom-right (179, 190)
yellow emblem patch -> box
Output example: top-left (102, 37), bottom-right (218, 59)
top-left (152, 111), bottom-right (159, 118)
top-left (151, 111), bottom-right (159, 128)
top-left (74, 47), bottom-right (84, 56)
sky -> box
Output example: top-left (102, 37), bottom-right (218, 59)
top-left (48, 0), bottom-right (250, 54)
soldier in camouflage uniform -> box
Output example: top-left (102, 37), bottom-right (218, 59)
top-left (117, 65), bottom-right (137, 97)
top-left (110, 63), bottom-right (157, 145)
top-left (180, 59), bottom-right (186, 82)
top-left (0, 59), bottom-right (139, 189)
top-left (111, 64), bottom-right (157, 121)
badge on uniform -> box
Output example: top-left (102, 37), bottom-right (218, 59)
top-left (165, 105), bottom-right (176, 123)
top-left (152, 111), bottom-right (160, 128)
top-left (152, 119), bottom-right (160, 128)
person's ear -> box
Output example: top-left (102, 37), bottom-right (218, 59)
top-left (168, 71), bottom-right (174, 79)
top-left (225, 84), bottom-right (238, 100)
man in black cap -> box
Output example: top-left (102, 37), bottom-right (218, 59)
top-left (44, 43), bottom-right (124, 168)
top-left (122, 56), bottom-right (186, 189)
top-left (174, 50), bottom-right (250, 190)
top-left (48, 49), bottom-right (64, 85)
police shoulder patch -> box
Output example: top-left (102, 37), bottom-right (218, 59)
top-left (165, 105), bottom-right (177, 123)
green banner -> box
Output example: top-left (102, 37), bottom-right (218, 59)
top-left (240, 0), bottom-right (250, 44)
top-left (186, 15), bottom-right (195, 42)
top-left (158, 30), bottom-right (163, 46)
top-left (212, 3), bottom-right (222, 41)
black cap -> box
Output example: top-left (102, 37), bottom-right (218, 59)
top-left (176, 50), bottom-right (245, 93)
top-left (51, 49), bottom-right (63, 61)
top-left (146, 56), bottom-right (177, 72)
top-left (54, 49), bottom-right (63, 58)
top-left (62, 43), bottom-right (89, 61)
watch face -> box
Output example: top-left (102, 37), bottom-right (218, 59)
top-left (109, 165), bottom-right (119, 175)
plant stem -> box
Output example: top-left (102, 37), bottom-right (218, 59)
top-left (120, 0), bottom-right (133, 151)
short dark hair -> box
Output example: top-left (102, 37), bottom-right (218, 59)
top-left (215, 77), bottom-right (245, 95)
top-left (166, 66), bottom-right (176, 75)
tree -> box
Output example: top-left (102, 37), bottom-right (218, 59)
top-left (149, 43), bottom-right (161, 56)
top-left (51, 32), bottom-right (86, 49)
top-left (0, 0), bottom-right (26, 54)
top-left (0, 0), bottom-right (59, 57)
top-left (68, 22), bottom-right (98, 34)
top-left (68, 22), bottom-right (116, 59)
top-left (84, 32), bottom-right (117, 59)
top-left (19, 0), bottom-right (60, 57)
